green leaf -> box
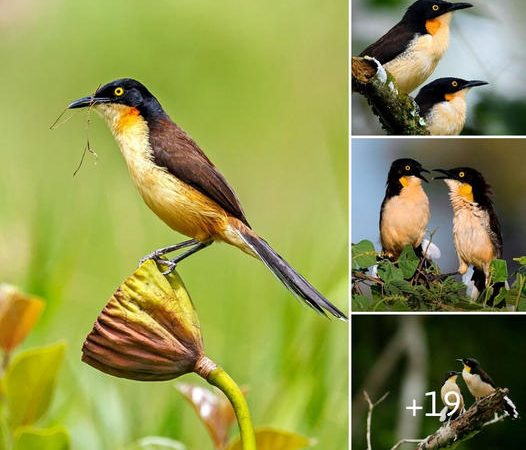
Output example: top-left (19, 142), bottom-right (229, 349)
top-left (491, 288), bottom-right (508, 307)
top-left (377, 262), bottom-right (404, 284)
top-left (352, 295), bottom-right (370, 311)
top-left (13, 426), bottom-right (69, 450)
top-left (491, 259), bottom-right (508, 283)
top-left (226, 427), bottom-right (313, 450)
top-left (125, 436), bottom-right (187, 450)
top-left (351, 240), bottom-right (377, 270)
top-left (5, 342), bottom-right (65, 429)
top-left (513, 256), bottom-right (526, 266)
top-left (398, 246), bottom-right (419, 279)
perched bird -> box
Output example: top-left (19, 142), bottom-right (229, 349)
top-left (439, 371), bottom-right (465, 422)
top-left (415, 78), bottom-right (488, 135)
top-left (68, 78), bottom-right (346, 319)
top-left (360, 0), bottom-right (473, 94)
top-left (458, 358), bottom-right (519, 419)
top-left (434, 167), bottom-right (504, 303)
top-left (380, 158), bottom-right (431, 260)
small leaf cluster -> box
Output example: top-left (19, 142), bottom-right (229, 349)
top-left (352, 240), bottom-right (526, 311)
top-left (0, 285), bottom-right (68, 450)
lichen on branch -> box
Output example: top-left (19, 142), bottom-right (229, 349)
top-left (352, 57), bottom-right (429, 135)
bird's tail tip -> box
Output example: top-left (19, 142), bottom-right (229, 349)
top-left (238, 231), bottom-right (347, 320)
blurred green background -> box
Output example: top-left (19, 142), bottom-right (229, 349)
top-left (0, 0), bottom-right (348, 448)
top-left (352, 316), bottom-right (526, 449)
top-left (352, 0), bottom-right (526, 134)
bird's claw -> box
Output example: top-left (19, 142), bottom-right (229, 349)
top-left (139, 253), bottom-right (177, 275)
top-left (159, 259), bottom-right (177, 275)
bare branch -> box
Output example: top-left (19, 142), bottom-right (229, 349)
top-left (364, 391), bottom-right (390, 450)
top-left (352, 56), bottom-right (429, 135)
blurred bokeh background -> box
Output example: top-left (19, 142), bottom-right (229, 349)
top-left (352, 0), bottom-right (526, 134)
top-left (352, 315), bottom-right (526, 449)
top-left (352, 139), bottom-right (526, 277)
top-left (0, 0), bottom-right (348, 448)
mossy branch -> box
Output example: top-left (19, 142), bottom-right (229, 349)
top-left (415, 388), bottom-right (513, 450)
top-left (352, 56), bottom-right (429, 135)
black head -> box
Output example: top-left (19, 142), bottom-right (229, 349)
top-left (388, 158), bottom-right (430, 183)
top-left (433, 167), bottom-right (493, 207)
top-left (68, 78), bottom-right (166, 120)
top-left (404, 0), bottom-right (472, 21)
top-left (415, 78), bottom-right (488, 116)
top-left (457, 357), bottom-right (480, 369)
top-left (385, 158), bottom-right (430, 198)
top-left (443, 371), bottom-right (461, 383)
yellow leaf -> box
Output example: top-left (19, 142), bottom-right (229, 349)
top-left (226, 427), bottom-right (314, 450)
top-left (0, 285), bottom-right (44, 353)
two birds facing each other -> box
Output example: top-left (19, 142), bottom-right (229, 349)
top-left (440, 358), bottom-right (519, 422)
top-left (359, 0), bottom-right (488, 135)
top-left (380, 158), bottom-right (503, 303)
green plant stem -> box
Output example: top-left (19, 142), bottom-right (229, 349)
top-left (207, 366), bottom-right (256, 450)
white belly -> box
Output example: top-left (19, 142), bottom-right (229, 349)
top-left (427, 98), bottom-right (467, 135)
top-left (463, 371), bottom-right (494, 399)
top-left (386, 29), bottom-right (449, 94)
top-left (453, 207), bottom-right (494, 272)
top-left (381, 186), bottom-right (430, 257)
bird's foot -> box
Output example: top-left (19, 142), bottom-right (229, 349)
top-left (156, 258), bottom-right (178, 276)
top-left (139, 239), bottom-right (200, 267)
top-left (139, 253), bottom-right (178, 275)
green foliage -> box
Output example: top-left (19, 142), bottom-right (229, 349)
top-left (352, 240), bottom-right (377, 270)
top-left (12, 427), bottom-right (69, 450)
top-left (352, 240), bottom-right (526, 311)
top-left (226, 428), bottom-right (313, 450)
top-left (5, 343), bottom-right (65, 430)
top-left (124, 436), bottom-right (186, 450)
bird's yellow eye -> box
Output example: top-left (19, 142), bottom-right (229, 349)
top-left (459, 171), bottom-right (465, 178)
top-left (114, 87), bottom-right (124, 96)
top-left (432, 4), bottom-right (439, 11)
top-left (452, 81), bottom-right (458, 87)
top-left (405, 165), bottom-right (411, 171)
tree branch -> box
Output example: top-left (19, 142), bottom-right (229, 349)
top-left (415, 388), bottom-right (513, 450)
top-left (352, 56), bottom-right (429, 135)
top-left (364, 391), bottom-right (390, 450)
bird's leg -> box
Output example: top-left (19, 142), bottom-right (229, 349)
top-left (139, 239), bottom-right (199, 266)
top-left (160, 241), bottom-right (213, 275)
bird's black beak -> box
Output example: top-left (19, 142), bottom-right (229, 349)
top-left (417, 168), bottom-right (430, 183)
top-left (68, 96), bottom-right (111, 109)
top-left (446, 2), bottom-right (473, 12)
top-left (433, 168), bottom-right (453, 180)
top-left (463, 80), bottom-right (489, 89)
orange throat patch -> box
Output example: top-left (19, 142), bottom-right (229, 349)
top-left (116, 106), bottom-right (142, 133)
top-left (425, 18), bottom-right (441, 35)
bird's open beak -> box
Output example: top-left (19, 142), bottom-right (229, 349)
top-left (463, 80), bottom-right (489, 89)
top-left (417, 168), bottom-right (431, 183)
top-left (456, 358), bottom-right (464, 364)
top-left (433, 168), bottom-right (453, 180)
top-left (68, 96), bottom-right (111, 109)
top-left (447, 2), bottom-right (473, 12)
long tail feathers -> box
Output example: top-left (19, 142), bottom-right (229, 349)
top-left (239, 232), bottom-right (347, 320)
top-left (504, 395), bottom-right (519, 419)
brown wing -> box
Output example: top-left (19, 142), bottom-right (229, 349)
top-left (149, 118), bottom-right (251, 227)
top-left (359, 22), bottom-right (418, 64)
